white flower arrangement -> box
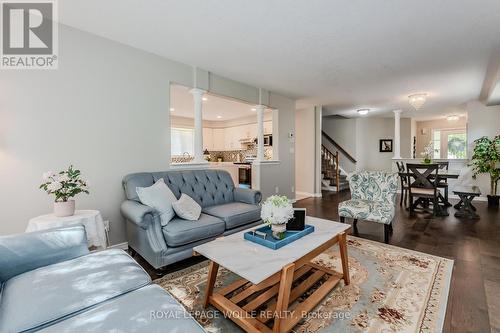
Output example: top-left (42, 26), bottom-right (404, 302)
top-left (421, 141), bottom-right (437, 163)
top-left (261, 195), bottom-right (294, 226)
top-left (40, 165), bottom-right (89, 202)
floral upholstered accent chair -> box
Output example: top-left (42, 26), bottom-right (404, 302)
top-left (338, 171), bottom-right (398, 243)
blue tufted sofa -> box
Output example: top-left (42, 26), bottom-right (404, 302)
top-left (121, 169), bottom-right (263, 269)
top-left (0, 225), bottom-right (206, 332)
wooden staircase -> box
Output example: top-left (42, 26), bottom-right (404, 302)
top-left (321, 145), bottom-right (349, 192)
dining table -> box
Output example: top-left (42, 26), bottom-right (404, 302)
top-left (398, 169), bottom-right (459, 180)
top-left (398, 169), bottom-right (460, 215)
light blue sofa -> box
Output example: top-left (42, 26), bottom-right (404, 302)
top-left (0, 225), bottom-right (206, 333)
top-left (121, 169), bottom-right (263, 269)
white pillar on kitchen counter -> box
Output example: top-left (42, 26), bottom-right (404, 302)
top-left (190, 88), bottom-right (206, 163)
top-left (256, 104), bottom-right (265, 162)
top-left (393, 109), bottom-right (402, 159)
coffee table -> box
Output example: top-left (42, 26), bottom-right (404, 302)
top-left (193, 216), bottom-right (350, 333)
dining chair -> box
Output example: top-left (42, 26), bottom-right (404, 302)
top-left (396, 161), bottom-right (410, 207)
top-left (338, 171), bottom-right (398, 243)
top-left (406, 163), bottom-right (442, 216)
top-left (436, 161), bottom-right (450, 206)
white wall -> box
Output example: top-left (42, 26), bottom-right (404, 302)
top-left (257, 93), bottom-right (296, 200)
top-left (415, 116), bottom-right (467, 155)
top-left (295, 108), bottom-right (316, 195)
top-left (0, 25), bottom-right (192, 243)
top-left (356, 118), bottom-right (411, 171)
top-left (322, 117), bottom-right (357, 172)
top-left (466, 100), bottom-right (500, 195)
top-left (322, 116), bottom-right (411, 172)
top-left (466, 101), bottom-right (500, 144)
top-left (0, 24), bottom-right (296, 243)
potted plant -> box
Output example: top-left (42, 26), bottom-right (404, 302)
top-left (40, 165), bottom-right (89, 217)
top-left (470, 135), bottom-right (500, 207)
top-left (261, 195), bottom-right (294, 240)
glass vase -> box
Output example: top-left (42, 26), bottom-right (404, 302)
top-left (271, 224), bottom-right (286, 240)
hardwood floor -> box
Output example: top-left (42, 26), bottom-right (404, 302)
top-left (133, 190), bottom-right (500, 333)
top-left (294, 190), bottom-right (500, 333)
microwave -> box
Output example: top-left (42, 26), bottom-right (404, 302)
top-left (263, 134), bottom-right (273, 146)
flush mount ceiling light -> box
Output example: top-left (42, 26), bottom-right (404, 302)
top-left (216, 115), bottom-right (222, 119)
top-left (357, 109), bottom-right (369, 115)
top-left (251, 108), bottom-right (256, 111)
top-left (202, 97), bottom-right (208, 101)
top-left (408, 93), bottom-right (427, 110)
top-left (169, 108), bottom-right (174, 112)
top-left (447, 114), bottom-right (459, 121)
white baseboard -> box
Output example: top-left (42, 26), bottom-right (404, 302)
top-left (108, 242), bottom-right (128, 250)
top-left (295, 191), bottom-right (323, 198)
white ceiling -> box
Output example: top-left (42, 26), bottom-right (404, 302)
top-left (59, 0), bottom-right (500, 118)
top-left (170, 84), bottom-right (270, 121)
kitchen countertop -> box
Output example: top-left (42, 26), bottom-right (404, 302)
top-left (208, 161), bottom-right (239, 166)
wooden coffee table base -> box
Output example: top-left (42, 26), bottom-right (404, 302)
top-left (203, 232), bottom-right (350, 333)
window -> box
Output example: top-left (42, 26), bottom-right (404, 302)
top-left (446, 131), bottom-right (467, 159)
top-left (171, 127), bottom-right (194, 156)
top-left (431, 128), bottom-right (467, 159)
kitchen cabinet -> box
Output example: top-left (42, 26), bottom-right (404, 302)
top-left (205, 121), bottom-right (270, 151)
top-left (203, 127), bottom-right (213, 150)
top-left (264, 121), bottom-right (273, 135)
top-left (240, 124), bottom-right (255, 139)
top-left (224, 126), bottom-right (240, 150)
top-left (246, 124), bottom-right (257, 139)
top-left (223, 128), bottom-right (231, 150)
top-left (212, 128), bottom-right (225, 151)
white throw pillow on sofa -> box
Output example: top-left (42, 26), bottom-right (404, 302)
top-left (136, 178), bottom-right (177, 226)
top-left (172, 193), bottom-right (202, 221)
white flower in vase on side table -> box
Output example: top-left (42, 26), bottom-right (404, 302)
top-left (261, 195), bottom-right (294, 240)
top-left (39, 165), bottom-right (90, 217)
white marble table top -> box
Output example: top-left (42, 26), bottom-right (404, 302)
top-left (194, 216), bottom-right (350, 284)
top-left (26, 210), bottom-right (107, 249)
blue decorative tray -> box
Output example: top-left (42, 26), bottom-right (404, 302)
top-left (244, 224), bottom-right (315, 250)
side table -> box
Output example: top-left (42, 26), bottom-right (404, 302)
top-left (26, 210), bottom-right (108, 249)
top-left (453, 186), bottom-right (481, 220)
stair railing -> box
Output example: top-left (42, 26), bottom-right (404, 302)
top-left (321, 144), bottom-right (340, 188)
top-left (321, 130), bottom-right (357, 164)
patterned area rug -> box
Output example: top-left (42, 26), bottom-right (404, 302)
top-left (154, 236), bottom-right (453, 333)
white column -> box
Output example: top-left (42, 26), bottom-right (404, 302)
top-left (190, 88), bottom-right (206, 163)
top-left (256, 104), bottom-right (265, 162)
top-left (393, 109), bottom-right (402, 159)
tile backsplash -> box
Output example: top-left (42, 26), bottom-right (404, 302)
top-left (171, 147), bottom-right (273, 163)
top-left (171, 156), bottom-right (195, 163)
